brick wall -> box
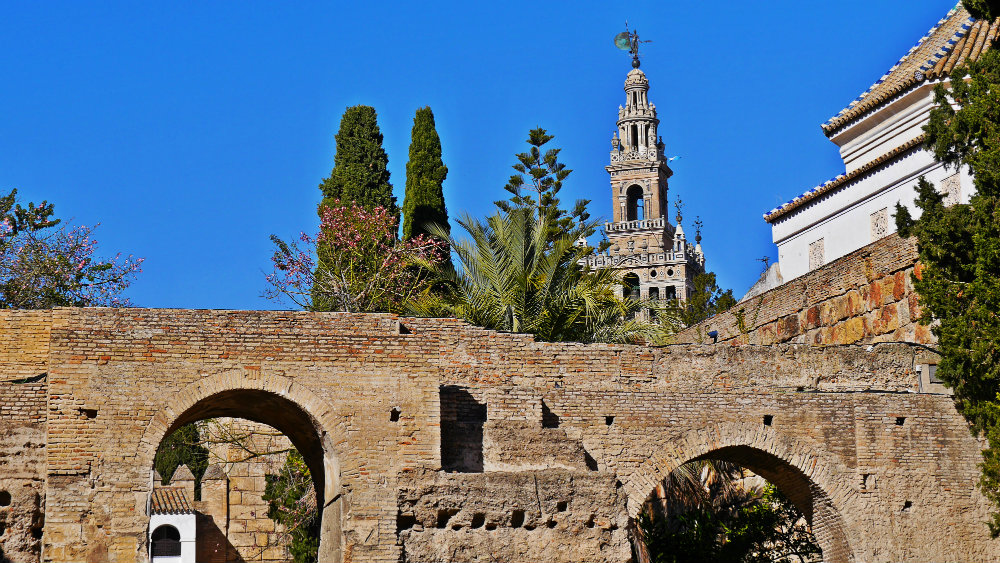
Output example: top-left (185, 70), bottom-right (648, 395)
top-left (0, 307), bottom-right (993, 563)
top-left (674, 234), bottom-right (929, 346)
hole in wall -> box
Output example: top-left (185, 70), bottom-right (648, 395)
top-left (584, 451), bottom-right (599, 471)
top-left (470, 513), bottom-right (486, 529)
top-left (397, 322), bottom-right (411, 335)
top-left (437, 508), bottom-right (458, 529)
top-left (396, 513), bottom-right (417, 532)
top-left (485, 522), bottom-right (497, 531)
top-left (0, 522), bottom-right (6, 535)
top-left (557, 501), bottom-right (568, 512)
top-left (510, 509), bottom-right (525, 528)
top-left (0, 491), bottom-right (10, 506)
top-left (541, 401), bottom-right (560, 429)
top-left (586, 515), bottom-right (596, 528)
top-left (546, 520), bottom-right (557, 529)
top-left (605, 416), bottom-right (615, 426)
top-left (902, 500), bottom-right (913, 512)
top-left (79, 408), bottom-right (97, 419)
top-left (895, 416), bottom-right (906, 426)
top-left (390, 407), bottom-right (401, 422)
top-left (763, 415), bottom-right (773, 426)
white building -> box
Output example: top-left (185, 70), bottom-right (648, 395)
top-left (752, 6), bottom-right (996, 296)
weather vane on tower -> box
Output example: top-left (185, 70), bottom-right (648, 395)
top-left (614, 23), bottom-right (651, 68)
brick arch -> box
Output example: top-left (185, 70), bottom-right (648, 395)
top-left (137, 370), bottom-right (347, 562)
top-left (622, 422), bottom-right (855, 563)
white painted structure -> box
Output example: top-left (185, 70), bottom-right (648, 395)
top-left (755, 6), bottom-right (994, 296)
top-left (149, 514), bottom-right (196, 563)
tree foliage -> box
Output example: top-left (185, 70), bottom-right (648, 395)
top-left (640, 469), bottom-right (821, 563)
top-left (495, 128), bottom-right (592, 243)
top-left (267, 202), bottom-right (446, 312)
top-left (963, 0), bottom-right (1000, 21)
top-left (411, 207), bottom-right (672, 343)
top-left (318, 105), bottom-right (396, 216)
top-left (894, 12), bottom-right (1000, 533)
top-left (674, 271), bottom-right (736, 327)
top-left (0, 189), bottom-right (142, 308)
top-left (263, 450), bottom-right (320, 563)
top-left (402, 107), bottom-right (449, 240)
top-left (153, 423), bottom-right (209, 498)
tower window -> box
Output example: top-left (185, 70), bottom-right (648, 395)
top-left (626, 185), bottom-right (644, 221)
top-left (631, 124), bottom-right (639, 149)
top-left (623, 273), bottom-right (640, 301)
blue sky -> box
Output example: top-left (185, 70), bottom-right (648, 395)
top-left (0, 1), bottom-right (957, 309)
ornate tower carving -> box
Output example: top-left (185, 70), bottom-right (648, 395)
top-left (586, 57), bottom-right (704, 306)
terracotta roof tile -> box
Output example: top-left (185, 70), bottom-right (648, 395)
top-left (822, 7), bottom-right (998, 135)
top-left (151, 487), bottom-right (194, 515)
top-left (764, 135), bottom-right (925, 223)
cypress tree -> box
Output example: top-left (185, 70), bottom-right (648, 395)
top-left (401, 107), bottom-right (449, 240)
top-left (318, 105), bottom-right (396, 216)
top-left (314, 105), bottom-right (396, 311)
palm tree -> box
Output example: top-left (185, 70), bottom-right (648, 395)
top-left (410, 207), bottom-right (675, 344)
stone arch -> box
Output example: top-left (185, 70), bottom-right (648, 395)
top-left (623, 422), bottom-right (855, 563)
top-left (137, 371), bottom-right (347, 562)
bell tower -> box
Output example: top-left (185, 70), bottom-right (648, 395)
top-left (586, 30), bottom-right (704, 306)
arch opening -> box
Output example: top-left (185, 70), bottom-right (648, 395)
top-left (626, 185), bottom-right (645, 221)
top-left (635, 445), bottom-right (851, 563)
top-left (150, 388), bottom-right (342, 563)
top-left (150, 525), bottom-right (181, 557)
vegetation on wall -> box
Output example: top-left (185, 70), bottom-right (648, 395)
top-left (895, 0), bottom-right (1000, 534)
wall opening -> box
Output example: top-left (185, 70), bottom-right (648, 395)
top-left (150, 525), bottom-right (182, 557)
top-left (440, 386), bottom-right (487, 472)
top-left (635, 445), bottom-right (851, 563)
top-left (151, 388), bottom-right (342, 563)
top-left (626, 185), bottom-right (645, 221)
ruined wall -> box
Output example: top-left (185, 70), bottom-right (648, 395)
top-left (674, 234), bottom-right (928, 346)
top-left (0, 311), bottom-right (50, 563)
top-left (0, 308), bottom-right (994, 563)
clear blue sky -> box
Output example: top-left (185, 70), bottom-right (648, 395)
top-left (0, 1), bottom-right (957, 309)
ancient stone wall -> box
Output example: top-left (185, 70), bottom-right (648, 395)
top-left (673, 234), bottom-right (929, 346)
top-left (0, 308), bottom-right (994, 563)
top-left (0, 310), bottom-right (49, 563)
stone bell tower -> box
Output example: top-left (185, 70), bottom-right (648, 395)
top-left (585, 43), bottom-right (704, 304)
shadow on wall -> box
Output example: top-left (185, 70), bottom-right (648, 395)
top-left (440, 386), bottom-right (487, 472)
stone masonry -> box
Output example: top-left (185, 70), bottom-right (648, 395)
top-left (674, 233), bottom-right (929, 347)
top-left (0, 307), bottom-right (996, 562)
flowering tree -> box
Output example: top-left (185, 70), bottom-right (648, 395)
top-left (0, 189), bottom-right (143, 308)
top-left (266, 201), bottom-right (446, 312)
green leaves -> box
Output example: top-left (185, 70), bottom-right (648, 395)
top-left (411, 207), bottom-right (672, 344)
top-left (963, 0), bottom-right (1000, 21)
top-left (402, 106), bottom-right (449, 241)
top-left (908, 32), bottom-right (1000, 534)
top-left (318, 105), bottom-right (396, 217)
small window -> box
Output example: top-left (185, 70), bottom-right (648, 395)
top-left (151, 525), bottom-right (181, 557)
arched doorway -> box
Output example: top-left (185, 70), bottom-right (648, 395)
top-left (626, 426), bottom-right (854, 563)
top-left (140, 375), bottom-right (344, 563)
top-left (150, 524), bottom-right (182, 561)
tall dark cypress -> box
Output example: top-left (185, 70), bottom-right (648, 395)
top-left (318, 105), bottom-right (396, 216)
top-left (313, 105), bottom-right (396, 312)
top-left (401, 107), bottom-right (449, 240)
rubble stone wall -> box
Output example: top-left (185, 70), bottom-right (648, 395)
top-left (674, 234), bottom-right (929, 346)
top-left (0, 307), bottom-right (993, 563)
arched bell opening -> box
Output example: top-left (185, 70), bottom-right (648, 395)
top-left (626, 185), bottom-right (645, 221)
